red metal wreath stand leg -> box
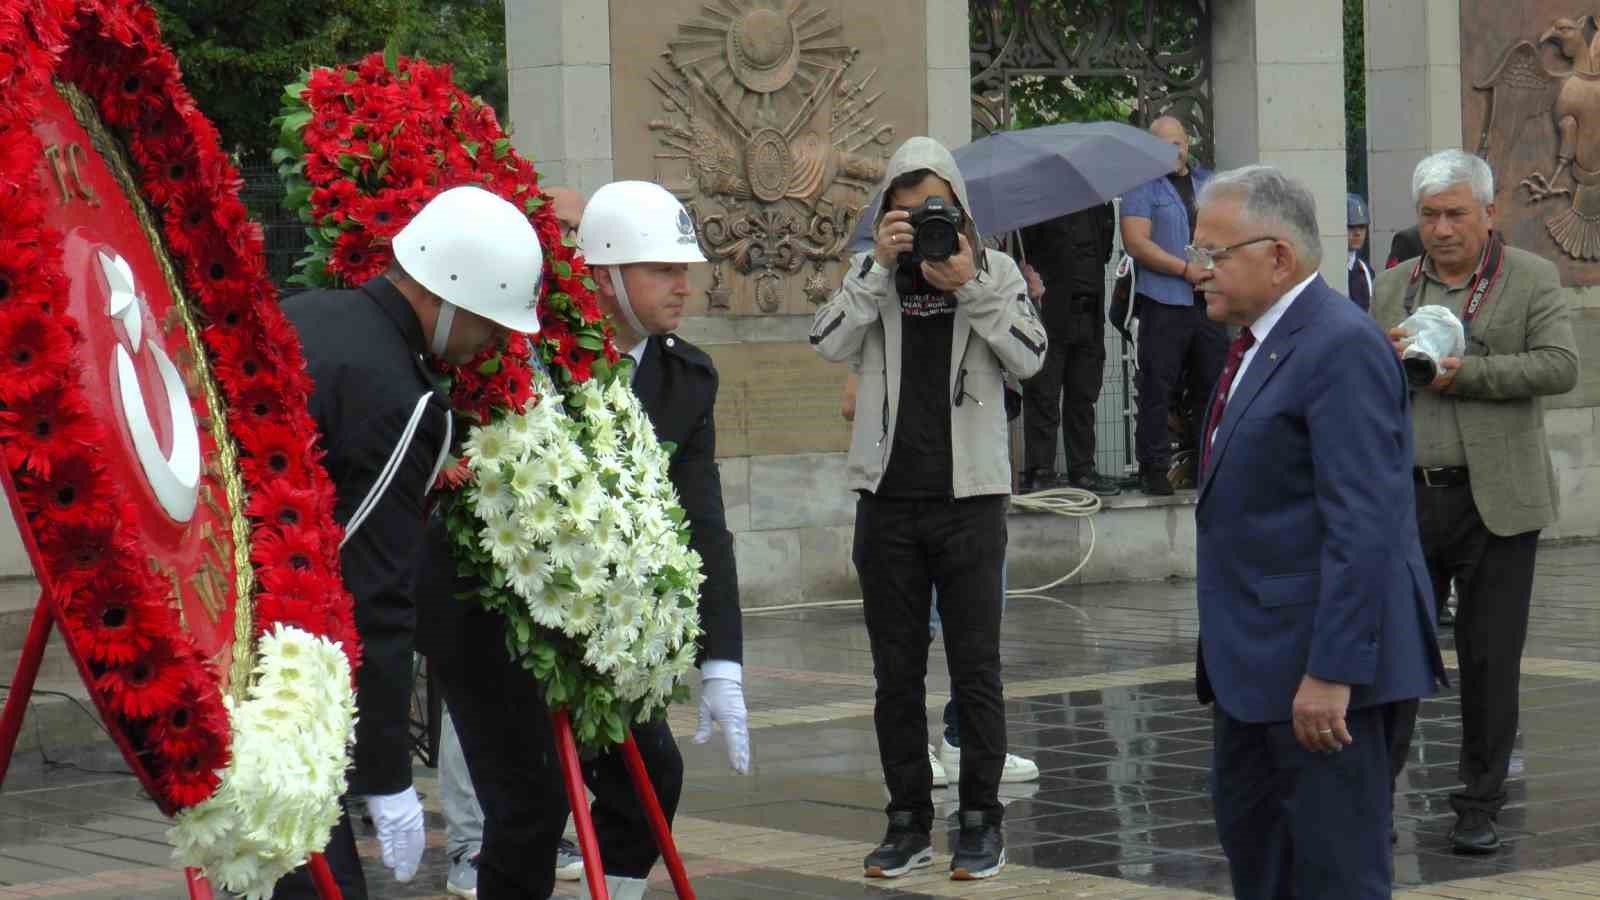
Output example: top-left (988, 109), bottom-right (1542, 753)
top-left (0, 595), bottom-right (341, 900)
top-left (550, 709), bottom-right (696, 900)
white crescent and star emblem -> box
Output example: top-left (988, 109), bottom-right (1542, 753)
top-left (99, 249), bottom-right (201, 523)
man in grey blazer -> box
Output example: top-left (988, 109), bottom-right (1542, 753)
top-left (1371, 149), bottom-right (1579, 855)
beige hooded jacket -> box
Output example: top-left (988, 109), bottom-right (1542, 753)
top-left (810, 136), bottom-right (1048, 498)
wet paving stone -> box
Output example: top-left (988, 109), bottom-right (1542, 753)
top-left (1, 543), bottom-right (1599, 897)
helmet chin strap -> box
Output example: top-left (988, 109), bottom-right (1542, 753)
top-left (605, 266), bottom-right (649, 346)
top-left (431, 300), bottom-right (457, 358)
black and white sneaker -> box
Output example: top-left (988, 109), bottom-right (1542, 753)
top-left (863, 812), bottom-right (933, 878)
top-left (950, 811), bottom-right (1005, 880)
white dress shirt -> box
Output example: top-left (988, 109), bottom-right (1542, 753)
top-left (1228, 272), bottom-right (1319, 402)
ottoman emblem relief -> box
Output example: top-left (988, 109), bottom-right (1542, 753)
top-left (650, 0), bottom-right (895, 311)
top-left (1476, 13), bottom-right (1600, 260)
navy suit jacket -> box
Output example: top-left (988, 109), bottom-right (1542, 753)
top-left (1195, 275), bottom-right (1445, 723)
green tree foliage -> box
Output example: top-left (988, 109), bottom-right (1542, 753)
top-left (152, 0), bottom-right (507, 162)
top-left (1345, 0), bottom-right (1367, 196)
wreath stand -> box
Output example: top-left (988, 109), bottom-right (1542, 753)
top-left (550, 710), bottom-right (696, 899)
top-left (0, 474), bottom-right (344, 900)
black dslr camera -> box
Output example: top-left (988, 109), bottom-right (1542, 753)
top-left (894, 197), bottom-right (965, 295)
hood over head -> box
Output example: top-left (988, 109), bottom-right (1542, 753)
top-left (873, 136), bottom-right (985, 255)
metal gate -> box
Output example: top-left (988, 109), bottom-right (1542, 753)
top-left (972, 0), bottom-right (1212, 478)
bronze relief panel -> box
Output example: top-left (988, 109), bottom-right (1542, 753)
top-left (1466, 3), bottom-right (1600, 282)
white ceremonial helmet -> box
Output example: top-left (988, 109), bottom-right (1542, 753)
top-left (392, 185), bottom-right (544, 354)
top-left (578, 180), bottom-right (707, 266)
top-left (577, 181), bottom-right (705, 338)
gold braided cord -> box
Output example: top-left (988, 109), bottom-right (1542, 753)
top-left (59, 81), bottom-right (258, 702)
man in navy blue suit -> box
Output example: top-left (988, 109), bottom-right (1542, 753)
top-left (1187, 165), bottom-right (1446, 899)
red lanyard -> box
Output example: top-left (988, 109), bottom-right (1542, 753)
top-left (1402, 233), bottom-right (1504, 328)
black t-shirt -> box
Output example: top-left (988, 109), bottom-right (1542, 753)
top-left (1167, 171), bottom-right (1198, 237)
top-left (875, 290), bottom-right (956, 499)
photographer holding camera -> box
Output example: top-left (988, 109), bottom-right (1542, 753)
top-left (811, 136), bottom-right (1046, 883)
top-left (1372, 149), bottom-right (1578, 855)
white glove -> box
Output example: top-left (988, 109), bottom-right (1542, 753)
top-left (693, 664), bottom-right (751, 774)
top-left (365, 786), bottom-right (425, 882)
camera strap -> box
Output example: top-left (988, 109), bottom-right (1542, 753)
top-left (1403, 232), bottom-right (1505, 331)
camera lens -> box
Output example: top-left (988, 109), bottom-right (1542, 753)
top-left (914, 219), bottom-right (959, 261)
top-left (1403, 356), bottom-right (1438, 387)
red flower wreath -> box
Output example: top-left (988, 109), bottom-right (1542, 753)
top-left (275, 52), bottom-right (621, 431)
top-left (0, 0), bottom-right (359, 813)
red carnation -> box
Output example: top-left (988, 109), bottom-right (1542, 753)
top-left (148, 672), bottom-right (227, 760)
top-left (0, 304), bottom-right (72, 399)
top-left (331, 230), bottom-right (389, 284)
top-left (234, 420), bottom-right (319, 487)
top-left (246, 478), bottom-right (323, 532)
top-left (0, 383), bottom-right (95, 477)
top-left (310, 180), bottom-right (361, 225)
top-left (18, 451), bottom-right (105, 526)
top-left (96, 642), bottom-right (186, 720)
top-left (61, 588), bottom-right (163, 667)
top-left (251, 524), bottom-right (330, 578)
top-left (157, 737), bottom-right (226, 809)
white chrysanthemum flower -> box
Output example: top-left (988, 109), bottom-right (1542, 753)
top-left (570, 551), bottom-right (607, 596)
top-left (508, 548), bottom-right (552, 600)
top-left (521, 494), bottom-right (561, 542)
top-left (480, 514), bottom-right (524, 568)
top-left (565, 593), bottom-right (601, 637)
top-left (509, 457), bottom-right (547, 500)
top-left (171, 627), bottom-right (355, 899)
top-left (464, 423), bottom-right (515, 470)
top-left (526, 584), bottom-right (572, 630)
top-left (566, 476), bottom-right (604, 524)
top-left (472, 466), bottom-right (515, 519)
top-left (547, 527), bottom-right (585, 566)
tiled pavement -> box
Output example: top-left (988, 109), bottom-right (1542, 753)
top-left (1, 543), bottom-right (1600, 897)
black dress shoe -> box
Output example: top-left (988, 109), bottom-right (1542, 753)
top-left (864, 812), bottom-right (932, 878)
top-left (1451, 810), bottom-right (1501, 855)
top-left (1069, 470), bottom-right (1123, 496)
top-left (1141, 467), bottom-right (1174, 496)
top-left (949, 811), bottom-right (1006, 880)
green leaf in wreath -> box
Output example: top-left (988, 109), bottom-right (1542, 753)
top-left (553, 260), bottom-right (573, 279)
top-left (478, 356), bottom-right (502, 376)
top-left (383, 34), bottom-right (401, 73)
top-left (575, 334), bottom-right (604, 352)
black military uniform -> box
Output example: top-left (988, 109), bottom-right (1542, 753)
top-left (1018, 204), bottom-right (1116, 491)
top-left (419, 331), bottom-right (741, 898)
top-left (273, 276), bottom-right (450, 900)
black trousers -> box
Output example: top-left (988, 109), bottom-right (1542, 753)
top-left (1023, 293), bottom-right (1105, 478)
top-left (1390, 482), bottom-right (1538, 816)
top-left (430, 605), bottom-right (684, 898)
top-left (1133, 297), bottom-right (1226, 467)
top-left (854, 493), bottom-right (1008, 827)
top-left (1212, 703), bottom-right (1401, 899)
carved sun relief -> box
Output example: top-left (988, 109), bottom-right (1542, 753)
top-left (649, 0), bottom-right (894, 311)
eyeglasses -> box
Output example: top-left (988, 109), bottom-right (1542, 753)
top-left (1184, 236), bottom-right (1278, 271)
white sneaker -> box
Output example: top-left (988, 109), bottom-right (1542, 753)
top-left (929, 745), bottom-right (948, 787)
top-left (941, 737), bottom-right (1039, 784)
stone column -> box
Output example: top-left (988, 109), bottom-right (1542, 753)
top-left (504, 0), bottom-right (614, 197)
top-left (927, 0), bottom-right (972, 150)
top-left (1210, 0), bottom-right (1349, 287)
top-left (1362, 0), bottom-right (1461, 265)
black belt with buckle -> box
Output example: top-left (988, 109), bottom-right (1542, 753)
top-left (1414, 466), bottom-right (1469, 488)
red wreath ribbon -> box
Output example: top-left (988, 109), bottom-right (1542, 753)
top-left (0, 0), bottom-right (359, 813)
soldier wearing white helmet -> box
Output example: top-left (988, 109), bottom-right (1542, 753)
top-left (273, 185), bottom-right (543, 900)
top-left (416, 181), bottom-right (747, 900)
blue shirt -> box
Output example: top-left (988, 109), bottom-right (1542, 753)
top-left (1120, 165), bottom-right (1212, 307)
